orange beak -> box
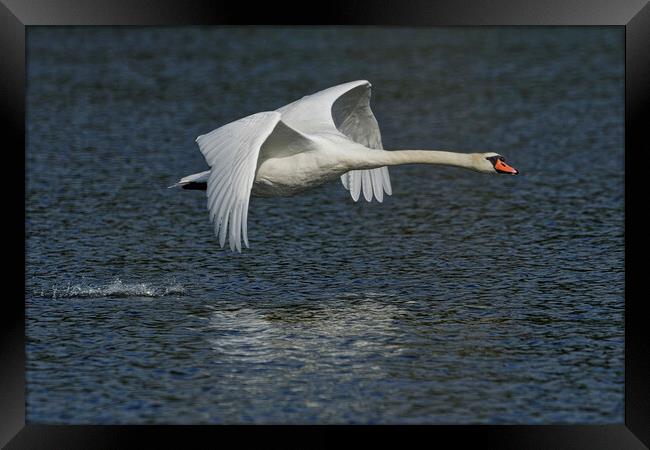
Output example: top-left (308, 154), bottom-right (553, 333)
top-left (495, 159), bottom-right (519, 175)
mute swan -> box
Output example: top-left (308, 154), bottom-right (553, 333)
top-left (171, 80), bottom-right (518, 252)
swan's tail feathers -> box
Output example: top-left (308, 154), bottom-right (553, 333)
top-left (168, 170), bottom-right (211, 190)
top-left (341, 167), bottom-right (392, 203)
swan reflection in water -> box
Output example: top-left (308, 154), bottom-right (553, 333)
top-left (202, 293), bottom-right (405, 369)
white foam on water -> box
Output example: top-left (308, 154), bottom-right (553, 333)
top-left (38, 277), bottom-right (186, 299)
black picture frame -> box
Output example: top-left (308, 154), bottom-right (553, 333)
top-left (2, 1), bottom-right (648, 448)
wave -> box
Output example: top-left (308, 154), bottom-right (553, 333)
top-left (36, 278), bottom-right (186, 299)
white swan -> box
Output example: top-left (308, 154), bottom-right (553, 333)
top-left (171, 80), bottom-right (518, 252)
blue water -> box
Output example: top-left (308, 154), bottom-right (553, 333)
top-left (26, 26), bottom-right (624, 424)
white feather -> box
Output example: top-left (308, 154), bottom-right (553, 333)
top-left (196, 112), bottom-right (282, 252)
top-left (277, 80), bottom-right (391, 203)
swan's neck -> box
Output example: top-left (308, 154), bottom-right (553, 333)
top-left (348, 149), bottom-right (480, 172)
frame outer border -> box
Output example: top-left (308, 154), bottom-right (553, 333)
top-left (1, 0), bottom-right (647, 448)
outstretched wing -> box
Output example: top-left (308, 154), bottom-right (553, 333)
top-left (197, 111), bottom-right (308, 252)
top-left (277, 80), bottom-right (392, 203)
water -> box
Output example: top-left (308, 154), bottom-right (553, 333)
top-left (26, 27), bottom-right (624, 424)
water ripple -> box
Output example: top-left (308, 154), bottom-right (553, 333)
top-left (35, 278), bottom-right (186, 299)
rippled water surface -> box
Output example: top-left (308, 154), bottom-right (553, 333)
top-left (26, 27), bottom-right (624, 424)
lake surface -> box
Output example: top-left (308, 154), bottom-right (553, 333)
top-left (26, 27), bottom-right (624, 424)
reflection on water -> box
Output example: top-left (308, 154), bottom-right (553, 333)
top-left (26, 26), bottom-right (624, 424)
top-left (204, 296), bottom-right (404, 367)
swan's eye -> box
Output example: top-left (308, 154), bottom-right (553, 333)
top-left (485, 155), bottom-right (502, 166)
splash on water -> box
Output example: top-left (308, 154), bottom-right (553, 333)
top-left (37, 278), bottom-right (186, 299)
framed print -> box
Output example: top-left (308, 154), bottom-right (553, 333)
top-left (2, 0), bottom-right (648, 448)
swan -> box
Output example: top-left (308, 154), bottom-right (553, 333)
top-left (170, 80), bottom-right (519, 252)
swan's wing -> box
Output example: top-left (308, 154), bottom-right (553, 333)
top-left (277, 80), bottom-right (391, 203)
top-left (196, 111), bottom-right (309, 252)
top-left (333, 82), bottom-right (392, 203)
top-left (277, 80), bottom-right (369, 134)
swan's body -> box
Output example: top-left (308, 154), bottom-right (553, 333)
top-left (171, 80), bottom-right (518, 252)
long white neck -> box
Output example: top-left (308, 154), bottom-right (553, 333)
top-left (347, 148), bottom-right (481, 172)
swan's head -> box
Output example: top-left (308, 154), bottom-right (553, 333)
top-left (476, 152), bottom-right (519, 175)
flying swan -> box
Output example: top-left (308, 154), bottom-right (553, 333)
top-left (170, 80), bottom-right (519, 252)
